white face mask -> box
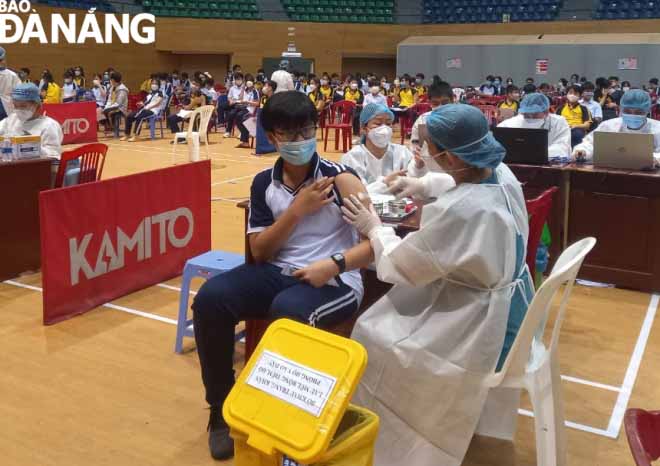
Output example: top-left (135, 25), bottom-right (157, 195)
top-left (151, 84), bottom-right (159, 91)
top-left (350, 83), bottom-right (358, 90)
top-left (370, 86), bottom-right (380, 95)
top-left (421, 153), bottom-right (444, 172)
top-left (246, 81), bottom-right (254, 88)
top-left (522, 117), bottom-right (546, 129)
top-left (14, 108), bottom-right (35, 122)
top-left (93, 79), bottom-right (100, 86)
top-left (566, 94), bottom-right (579, 103)
top-left (308, 84), bottom-right (316, 92)
top-left (367, 125), bottom-right (392, 148)
top-left (393, 80), bottom-right (400, 86)
top-left (320, 79), bottom-right (328, 86)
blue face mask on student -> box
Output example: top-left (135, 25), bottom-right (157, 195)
top-left (622, 113), bottom-right (647, 130)
top-left (279, 138), bottom-right (317, 165)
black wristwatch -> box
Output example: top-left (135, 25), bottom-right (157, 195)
top-left (331, 253), bottom-right (346, 274)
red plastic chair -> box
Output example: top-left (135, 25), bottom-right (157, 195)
top-left (323, 100), bottom-right (356, 153)
top-left (651, 105), bottom-right (660, 121)
top-left (318, 105), bottom-right (330, 136)
top-left (127, 93), bottom-right (144, 113)
top-left (625, 409), bottom-right (660, 466)
top-left (525, 187), bottom-right (558, 279)
top-left (54, 143), bottom-right (108, 188)
top-left (476, 104), bottom-right (499, 128)
top-left (400, 102), bottom-right (432, 144)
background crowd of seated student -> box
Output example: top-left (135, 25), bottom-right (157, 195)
top-left (9, 62), bottom-right (660, 148)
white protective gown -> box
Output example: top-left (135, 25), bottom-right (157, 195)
top-left (341, 143), bottom-right (426, 194)
top-left (0, 68), bottom-right (20, 114)
top-left (351, 163), bottom-right (532, 466)
top-left (573, 116), bottom-right (660, 163)
top-left (498, 113), bottom-right (571, 159)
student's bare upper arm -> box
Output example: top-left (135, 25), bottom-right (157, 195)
top-left (335, 172), bottom-right (368, 205)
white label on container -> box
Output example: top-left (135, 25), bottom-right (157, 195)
top-left (246, 350), bottom-right (337, 417)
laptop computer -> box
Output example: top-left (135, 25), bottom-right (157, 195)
top-left (593, 132), bottom-right (655, 170)
top-left (493, 127), bottom-right (549, 165)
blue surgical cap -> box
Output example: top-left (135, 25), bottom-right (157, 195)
top-left (359, 103), bottom-right (394, 127)
top-left (12, 83), bottom-right (40, 103)
top-left (620, 89), bottom-right (651, 113)
top-left (426, 104), bottom-right (505, 169)
top-left (519, 93), bottom-right (550, 114)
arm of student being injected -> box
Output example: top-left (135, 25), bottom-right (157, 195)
top-left (291, 173), bottom-right (375, 288)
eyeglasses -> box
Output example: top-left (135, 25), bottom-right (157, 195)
top-left (273, 125), bottom-right (317, 142)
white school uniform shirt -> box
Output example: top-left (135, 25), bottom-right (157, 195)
top-left (202, 87), bottom-right (218, 103)
top-left (227, 85), bottom-right (243, 102)
top-left (573, 117), bottom-right (660, 163)
top-left (498, 113), bottom-right (572, 159)
top-left (92, 86), bottom-right (107, 107)
top-left (0, 114), bottom-right (63, 159)
top-left (341, 142), bottom-right (421, 194)
top-left (242, 88), bottom-right (260, 115)
top-left (61, 82), bottom-right (78, 101)
top-left (580, 98), bottom-right (602, 120)
top-left (364, 93), bottom-right (387, 107)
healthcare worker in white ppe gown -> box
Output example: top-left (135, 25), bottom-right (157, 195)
top-left (342, 104), bottom-right (534, 466)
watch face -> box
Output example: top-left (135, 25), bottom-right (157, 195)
top-left (332, 254), bottom-right (343, 261)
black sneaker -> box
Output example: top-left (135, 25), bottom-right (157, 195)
top-left (207, 405), bottom-right (234, 460)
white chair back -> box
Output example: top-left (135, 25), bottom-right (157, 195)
top-left (492, 237), bottom-right (597, 385)
top-left (187, 105), bottom-right (215, 142)
top-left (477, 237), bottom-right (596, 466)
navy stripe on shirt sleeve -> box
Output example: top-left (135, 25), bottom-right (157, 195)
top-left (248, 170), bottom-right (275, 230)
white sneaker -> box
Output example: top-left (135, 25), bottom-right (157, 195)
top-left (223, 132), bottom-right (231, 138)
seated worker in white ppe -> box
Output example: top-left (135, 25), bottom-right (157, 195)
top-left (498, 92), bottom-right (572, 160)
top-left (573, 89), bottom-right (660, 164)
top-left (0, 83), bottom-right (77, 186)
top-left (342, 104), bottom-right (534, 466)
top-left (340, 103), bottom-right (425, 194)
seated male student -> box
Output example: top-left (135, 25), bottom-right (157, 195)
top-left (556, 85), bottom-right (592, 147)
top-left (579, 81), bottom-right (603, 130)
top-left (0, 83), bottom-right (78, 186)
top-left (573, 89), bottom-right (660, 165)
top-left (497, 84), bottom-right (520, 122)
top-left (191, 91), bottom-right (374, 461)
top-left (498, 92), bottom-right (571, 159)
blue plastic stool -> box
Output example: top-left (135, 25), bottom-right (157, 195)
top-left (175, 250), bottom-right (245, 353)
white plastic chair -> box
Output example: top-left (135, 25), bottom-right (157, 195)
top-left (172, 105), bottom-right (215, 163)
top-left (476, 237), bottom-right (597, 466)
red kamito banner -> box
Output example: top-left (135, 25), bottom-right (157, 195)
top-left (42, 102), bottom-right (98, 145)
top-left (39, 160), bottom-right (211, 325)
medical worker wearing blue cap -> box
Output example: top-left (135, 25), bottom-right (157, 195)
top-left (498, 92), bottom-right (572, 158)
top-left (342, 103), bottom-right (534, 466)
top-left (341, 103), bottom-right (426, 194)
top-left (0, 83), bottom-right (79, 185)
top-left (573, 89), bottom-right (660, 164)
